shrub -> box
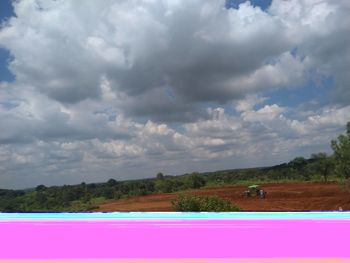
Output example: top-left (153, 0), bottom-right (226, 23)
top-left (331, 122), bottom-right (350, 181)
top-left (171, 195), bottom-right (240, 212)
top-left (155, 179), bottom-right (175, 193)
top-left (171, 195), bottom-right (201, 211)
top-left (184, 173), bottom-right (206, 189)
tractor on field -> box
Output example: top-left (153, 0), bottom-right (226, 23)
top-left (242, 185), bottom-right (266, 198)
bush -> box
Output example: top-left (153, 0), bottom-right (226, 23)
top-left (171, 195), bottom-right (240, 212)
top-left (172, 195), bottom-right (200, 211)
top-left (331, 122), bottom-right (350, 181)
top-left (184, 173), bottom-right (206, 189)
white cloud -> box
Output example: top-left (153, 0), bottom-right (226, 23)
top-left (0, 0), bottom-right (350, 188)
top-left (0, 0), bottom-right (301, 108)
top-left (242, 104), bottom-right (285, 122)
top-left (269, 0), bottom-right (350, 103)
top-left (234, 95), bottom-right (267, 112)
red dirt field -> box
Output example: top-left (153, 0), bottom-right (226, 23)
top-left (94, 182), bottom-right (350, 212)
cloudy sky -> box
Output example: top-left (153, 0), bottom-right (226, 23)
top-left (0, 0), bottom-right (349, 189)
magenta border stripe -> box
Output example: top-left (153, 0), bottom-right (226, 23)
top-left (1, 260), bottom-right (350, 263)
top-left (0, 219), bottom-right (349, 259)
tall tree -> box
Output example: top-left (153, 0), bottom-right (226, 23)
top-left (184, 173), bottom-right (206, 189)
top-left (107, 178), bottom-right (118, 187)
top-left (156, 172), bottom-right (164, 180)
top-left (331, 122), bottom-right (350, 180)
top-left (36, 185), bottom-right (47, 192)
top-left (289, 157), bottom-right (309, 180)
top-left (310, 153), bottom-right (333, 182)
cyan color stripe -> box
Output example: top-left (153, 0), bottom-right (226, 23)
top-left (1, 212), bottom-right (350, 220)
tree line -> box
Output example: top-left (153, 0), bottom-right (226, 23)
top-left (0, 121), bottom-right (349, 212)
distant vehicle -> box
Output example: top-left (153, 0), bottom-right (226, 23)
top-left (242, 185), bottom-right (266, 198)
top-left (242, 185), bottom-right (259, 197)
top-left (259, 189), bottom-right (266, 199)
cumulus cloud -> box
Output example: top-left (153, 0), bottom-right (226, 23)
top-left (0, 0), bottom-right (301, 117)
top-left (0, 0), bottom-right (349, 188)
top-left (269, 0), bottom-right (350, 103)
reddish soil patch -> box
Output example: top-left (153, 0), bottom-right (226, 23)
top-left (94, 182), bottom-right (350, 211)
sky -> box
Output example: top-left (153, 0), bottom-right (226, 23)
top-left (0, 0), bottom-right (350, 189)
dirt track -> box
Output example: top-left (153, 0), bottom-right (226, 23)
top-left (95, 182), bottom-right (350, 211)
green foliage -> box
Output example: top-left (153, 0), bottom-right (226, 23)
top-left (102, 187), bottom-right (115, 199)
top-left (36, 184), bottom-right (47, 192)
top-left (171, 195), bottom-right (240, 212)
top-left (107, 179), bottom-right (118, 187)
top-left (155, 179), bottom-right (174, 193)
top-left (154, 173), bottom-right (206, 193)
top-left (171, 195), bottom-right (201, 211)
top-left (156, 172), bottom-right (164, 180)
top-left (309, 152), bottom-right (334, 182)
top-left (184, 173), bottom-right (206, 189)
top-left (289, 157), bottom-right (310, 180)
top-left (2, 123), bottom-right (350, 212)
top-left (331, 122), bottom-right (350, 179)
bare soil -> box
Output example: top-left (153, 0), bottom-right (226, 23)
top-left (94, 182), bottom-right (350, 211)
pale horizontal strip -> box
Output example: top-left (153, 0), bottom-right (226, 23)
top-left (0, 259), bottom-right (350, 263)
top-left (1, 212), bottom-right (350, 221)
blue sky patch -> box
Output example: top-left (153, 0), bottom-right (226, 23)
top-left (0, 48), bottom-right (14, 82)
top-left (266, 75), bottom-right (334, 110)
top-left (226, 0), bottom-right (272, 10)
top-left (0, 0), bottom-right (15, 83)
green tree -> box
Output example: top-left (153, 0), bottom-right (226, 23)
top-left (107, 178), bottom-right (118, 187)
top-left (156, 172), bottom-right (164, 180)
top-left (81, 192), bottom-right (92, 203)
top-left (310, 152), bottom-right (334, 182)
top-left (289, 157), bottom-right (309, 180)
top-left (184, 172), bottom-right (206, 189)
top-left (104, 187), bottom-right (115, 199)
top-left (35, 191), bottom-right (48, 206)
top-left (155, 179), bottom-right (174, 193)
top-left (171, 195), bottom-right (240, 212)
top-left (331, 122), bottom-right (350, 180)
top-left (171, 195), bottom-right (201, 211)
top-left (113, 190), bottom-right (122, 200)
top-left (36, 184), bottom-right (47, 191)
